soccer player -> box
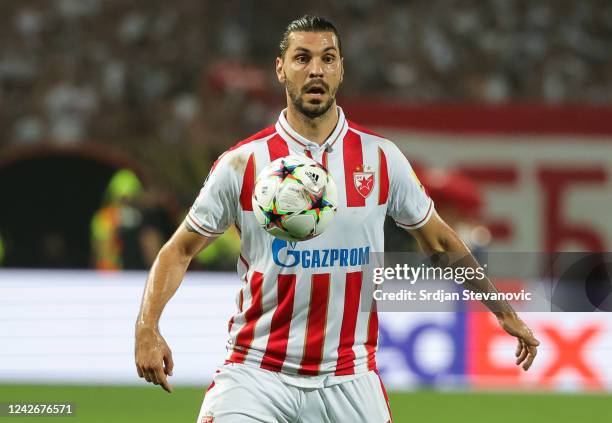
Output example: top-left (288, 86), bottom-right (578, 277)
top-left (135, 15), bottom-right (539, 423)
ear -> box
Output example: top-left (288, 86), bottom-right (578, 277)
top-left (276, 57), bottom-right (285, 84)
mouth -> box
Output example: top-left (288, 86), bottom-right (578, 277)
top-left (304, 85), bottom-right (327, 98)
top-left (305, 85), bottom-right (326, 95)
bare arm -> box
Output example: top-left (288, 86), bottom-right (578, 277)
top-left (138, 226), bottom-right (164, 268)
top-left (135, 222), bottom-right (215, 392)
top-left (409, 212), bottom-right (515, 315)
top-left (408, 211), bottom-right (540, 370)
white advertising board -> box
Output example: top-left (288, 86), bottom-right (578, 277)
top-left (1, 270), bottom-right (611, 392)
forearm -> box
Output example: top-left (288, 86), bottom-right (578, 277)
top-left (136, 244), bottom-right (192, 329)
top-left (418, 226), bottom-right (515, 317)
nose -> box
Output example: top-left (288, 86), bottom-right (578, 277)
top-left (308, 57), bottom-right (324, 78)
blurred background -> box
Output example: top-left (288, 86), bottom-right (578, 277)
top-left (1, 1), bottom-right (611, 422)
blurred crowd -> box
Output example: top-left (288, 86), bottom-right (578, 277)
top-left (3, 0), bottom-right (607, 269)
top-left (1, 0), bottom-right (610, 153)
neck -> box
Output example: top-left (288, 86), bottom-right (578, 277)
top-left (285, 100), bottom-right (339, 145)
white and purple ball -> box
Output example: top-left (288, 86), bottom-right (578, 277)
top-left (252, 155), bottom-right (338, 242)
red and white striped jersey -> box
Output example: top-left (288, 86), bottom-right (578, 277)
top-left (188, 107), bottom-right (433, 380)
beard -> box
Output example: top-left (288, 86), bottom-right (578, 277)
top-left (285, 76), bottom-right (337, 120)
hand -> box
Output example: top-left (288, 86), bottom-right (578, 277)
top-left (135, 325), bottom-right (174, 392)
top-left (496, 313), bottom-right (540, 371)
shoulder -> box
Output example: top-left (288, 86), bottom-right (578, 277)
top-left (346, 119), bottom-right (388, 141)
top-left (211, 125), bottom-right (277, 172)
top-left (225, 125), bottom-right (277, 155)
top-left (346, 119), bottom-right (396, 148)
top-left (346, 119), bottom-right (402, 153)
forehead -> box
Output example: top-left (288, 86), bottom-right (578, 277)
top-left (286, 31), bottom-right (339, 54)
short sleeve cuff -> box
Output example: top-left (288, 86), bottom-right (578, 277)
top-left (186, 212), bottom-right (225, 237)
top-left (394, 199), bottom-right (434, 230)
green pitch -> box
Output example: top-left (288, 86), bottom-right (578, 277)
top-left (0, 385), bottom-right (609, 423)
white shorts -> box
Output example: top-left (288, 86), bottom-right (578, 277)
top-left (196, 363), bottom-right (392, 423)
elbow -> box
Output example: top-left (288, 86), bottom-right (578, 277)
top-left (438, 230), bottom-right (471, 254)
top-left (414, 234), bottom-right (446, 254)
top-left (426, 237), bottom-right (448, 254)
top-left (437, 234), bottom-right (455, 252)
top-left (417, 233), bottom-right (461, 254)
top-left (157, 240), bottom-right (192, 268)
top-left (430, 242), bottom-right (447, 254)
top-left (411, 211), bottom-right (470, 254)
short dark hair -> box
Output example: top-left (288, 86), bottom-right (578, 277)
top-left (279, 15), bottom-right (342, 58)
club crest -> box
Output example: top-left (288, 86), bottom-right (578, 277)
top-left (353, 165), bottom-right (375, 198)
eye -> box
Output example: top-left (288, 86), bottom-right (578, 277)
top-left (295, 54), bottom-right (309, 64)
top-left (323, 55), bottom-right (336, 64)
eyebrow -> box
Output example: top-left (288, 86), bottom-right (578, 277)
top-left (293, 46), bottom-right (338, 54)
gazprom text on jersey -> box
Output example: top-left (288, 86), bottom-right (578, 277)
top-left (272, 239), bottom-right (369, 269)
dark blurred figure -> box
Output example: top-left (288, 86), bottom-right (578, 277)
top-left (91, 169), bottom-right (173, 270)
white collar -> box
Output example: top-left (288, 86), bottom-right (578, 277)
top-left (275, 106), bottom-right (348, 152)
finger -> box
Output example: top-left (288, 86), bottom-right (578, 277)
top-left (515, 340), bottom-right (522, 358)
top-left (164, 352), bottom-right (174, 376)
top-left (136, 364), bottom-right (144, 378)
top-left (153, 367), bottom-right (172, 393)
top-left (151, 366), bottom-right (165, 386)
top-left (515, 340), bottom-right (525, 365)
top-left (522, 346), bottom-right (538, 371)
top-left (142, 368), bottom-right (153, 383)
top-left (516, 341), bottom-right (528, 365)
top-left (160, 377), bottom-right (173, 393)
top-left (145, 367), bottom-right (161, 385)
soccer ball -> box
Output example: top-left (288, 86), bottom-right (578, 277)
top-left (252, 155), bottom-right (338, 242)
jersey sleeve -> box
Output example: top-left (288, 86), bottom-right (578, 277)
top-left (186, 150), bottom-right (241, 237)
top-left (384, 141), bottom-right (434, 230)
